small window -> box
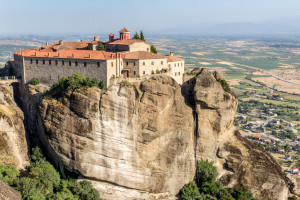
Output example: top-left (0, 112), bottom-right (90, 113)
top-left (175, 63), bottom-right (176, 67)
top-left (43, 60), bottom-right (45, 64)
top-left (69, 61), bottom-right (71, 66)
top-left (62, 61), bottom-right (64, 65)
top-left (134, 62), bottom-right (135, 66)
top-left (55, 60), bottom-right (58, 65)
top-left (126, 62), bottom-right (128, 66)
top-left (49, 60), bottom-right (51, 65)
top-left (175, 72), bottom-right (177, 76)
top-left (151, 61), bottom-right (154, 65)
top-left (30, 59), bottom-right (33, 64)
top-left (36, 60), bottom-right (38, 64)
top-left (178, 72), bottom-right (180, 75)
top-left (161, 61), bottom-right (163, 65)
top-left (111, 62), bottom-right (113, 67)
top-left (97, 62), bottom-right (100, 67)
top-left (75, 61), bottom-right (78, 66)
top-left (134, 71), bottom-right (136, 75)
top-left (84, 62), bottom-right (87, 67)
top-left (143, 71), bottom-right (145, 75)
top-left (143, 62), bottom-right (145, 66)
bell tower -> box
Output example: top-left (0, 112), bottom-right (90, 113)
top-left (119, 28), bottom-right (130, 40)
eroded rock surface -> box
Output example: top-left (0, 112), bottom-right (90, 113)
top-left (0, 83), bottom-right (29, 169)
top-left (0, 180), bottom-right (22, 200)
top-left (38, 75), bottom-right (195, 198)
top-left (193, 70), bottom-right (290, 200)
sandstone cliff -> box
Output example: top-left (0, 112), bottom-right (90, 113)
top-left (17, 72), bottom-right (291, 200)
top-left (0, 83), bottom-right (29, 169)
top-left (0, 180), bottom-right (22, 200)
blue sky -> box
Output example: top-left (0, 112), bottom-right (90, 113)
top-left (0, 0), bottom-right (300, 34)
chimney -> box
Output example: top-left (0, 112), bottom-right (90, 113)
top-left (89, 54), bottom-right (91, 58)
top-left (46, 41), bottom-right (48, 46)
top-left (59, 40), bottom-right (63, 45)
top-left (81, 40), bottom-right (83, 43)
top-left (35, 52), bottom-right (37, 56)
top-left (72, 54), bottom-right (75, 58)
top-left (94, 36), bottom-right (99, 41)
top-left (170, 52), bottom-right (174, 56)
top-left (48, 53), bottom-right (50, 57)
top-left (58, 53), bottom-right (61, 57)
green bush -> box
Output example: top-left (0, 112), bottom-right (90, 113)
top-left (217, 79), bottom-right (231, 93)
top-left (180, 181), bottom-right (202, 200)
top-left (151, 45), bottom-right (157, 54)
top-left (32, 77), bottom-right (40, 85)
top-left (0, 164), bottom-right (19, 185)
top-left (196, 159), bottom-right (217, 187)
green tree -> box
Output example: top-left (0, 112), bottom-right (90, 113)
top-left (217, 79), bottom-right (231, 93)
top-left (32, 77), bottom-right (40, 85)
top-left (72, 180), bottom-right (101, 200)
top-left (201, 181), bottom-right (222, 197)
top-left (140, 30), bottom-right (145, 41)
top-left (180, 181), bottom-right (202, 200)
top-left (151, 45), bottom-right (157, 54)
top-left (0, 164), bottom-right (19, 185)
top-left (31, 146), bottom-right (45, 162)
top-left (99, 81), bottom-right (105, 90)
top-left (67, 73), bottom-right (85, 92)
top-left (196, 159), bottom-right (218, 187)
top-left (132, 32), bottom-right (140, 39)
top-left (96, 43), bottom-right (105, 51)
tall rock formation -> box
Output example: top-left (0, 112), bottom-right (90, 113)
top-left (0, 83), bottom-right (29, 169)
top-left (193, 70), bottom-right (290, 200)
top-left (36, 76), bottom-right (195, 199)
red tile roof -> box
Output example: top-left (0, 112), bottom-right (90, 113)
top-left (16, 49), bottom-right (116, 60)
top-left (107, 39), bottom-right (150, 46)
top-left (124, 51), bottom-right (167, 60)
top-left (43, 41), bottom-right (89, 51)
top-left (166, 55), bottom-right (184, 62)
top-left (119, 28), bottom-right (130, 33)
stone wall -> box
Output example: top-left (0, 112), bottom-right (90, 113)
top-left (137, 58), bottom-right (168, 77)
top-left (168, 61), bottom-right (184, 85)
top-left (20, 57), bottom-right (109, 86)
top-left (129, 42), bottom-right (151, 52)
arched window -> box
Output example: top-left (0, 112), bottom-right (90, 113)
top-left (97, 62), bottom-right (100, 67)
top-left (84, 62), bottom-right (87, 67)
top-left (69, 61), bottom-right (71, 66)
top-left (36, 60), bottom-right (38, 64)
top-left (49, 60), bottom-right (51, 65)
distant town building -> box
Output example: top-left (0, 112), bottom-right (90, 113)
top-left (12, 28), bottom-right (185, 87)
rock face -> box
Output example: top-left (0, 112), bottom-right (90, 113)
top-left (0, 83), bottom-right (29, 169)
top-left (17, 72), bottom-right (291, 200)
top-left (193, 70), bottom-right (290, 200)
top-left (37, 75), bottom-right (195, 199)
top-left (0, 180), bottom-right (22, 200)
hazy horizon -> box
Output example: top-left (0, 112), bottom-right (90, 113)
top-left (1, 0), bottom-right (300, 35)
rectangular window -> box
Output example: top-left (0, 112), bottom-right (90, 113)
top-left (49, 60), bottom-right (51, 65)
top-left (134, 62), bottom-right (136, 66)
top-left (84, 62), bottom-right (87, 67)
top-left (55, 60), bottom-right (58, 65)
top-left (134, 71), bottom-right (136, 75)
top-left (97, 62), bottom-right (100, 67)
top-left (143, 62), bottom-right (145, 66)
top-left (126, 62), bottom-right (128, 66)
top-left (62, 61), bottom-right (64, 65)
top-left (43, 60), bottom-right (45, 64)
top-left (36, 60), bottom-right (38, 64)
top-left (178, 72), bottom-right (180, 75)
top-left (161, 61), bottom-right (163, 65)
top-left (111, 62), bottom-right (113, 67)
top-left (175, 72), bottom-right (177, 76)
top-left (151, 61), bottom-right (154, 65)
top-left (69, 61), bottom-right (71, 66)
top-left (75, 61), bottom-right (78, 66)
top-left (30, 59), bottom-right (33, 64)
top-left (143, 71), bottom-right (145, 75)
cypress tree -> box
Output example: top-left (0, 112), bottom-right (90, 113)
top-left (132, 32), bottom-right (140, 39)
top-left (140, 30), bottom-right (145, 41)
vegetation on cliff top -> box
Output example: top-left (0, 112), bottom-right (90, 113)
top-left (42, 73), bottom-right (104, 100)
top-left (180, 159), bottom-right (257, 200)
top-left (0, 146), bottom-right (101, 200)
